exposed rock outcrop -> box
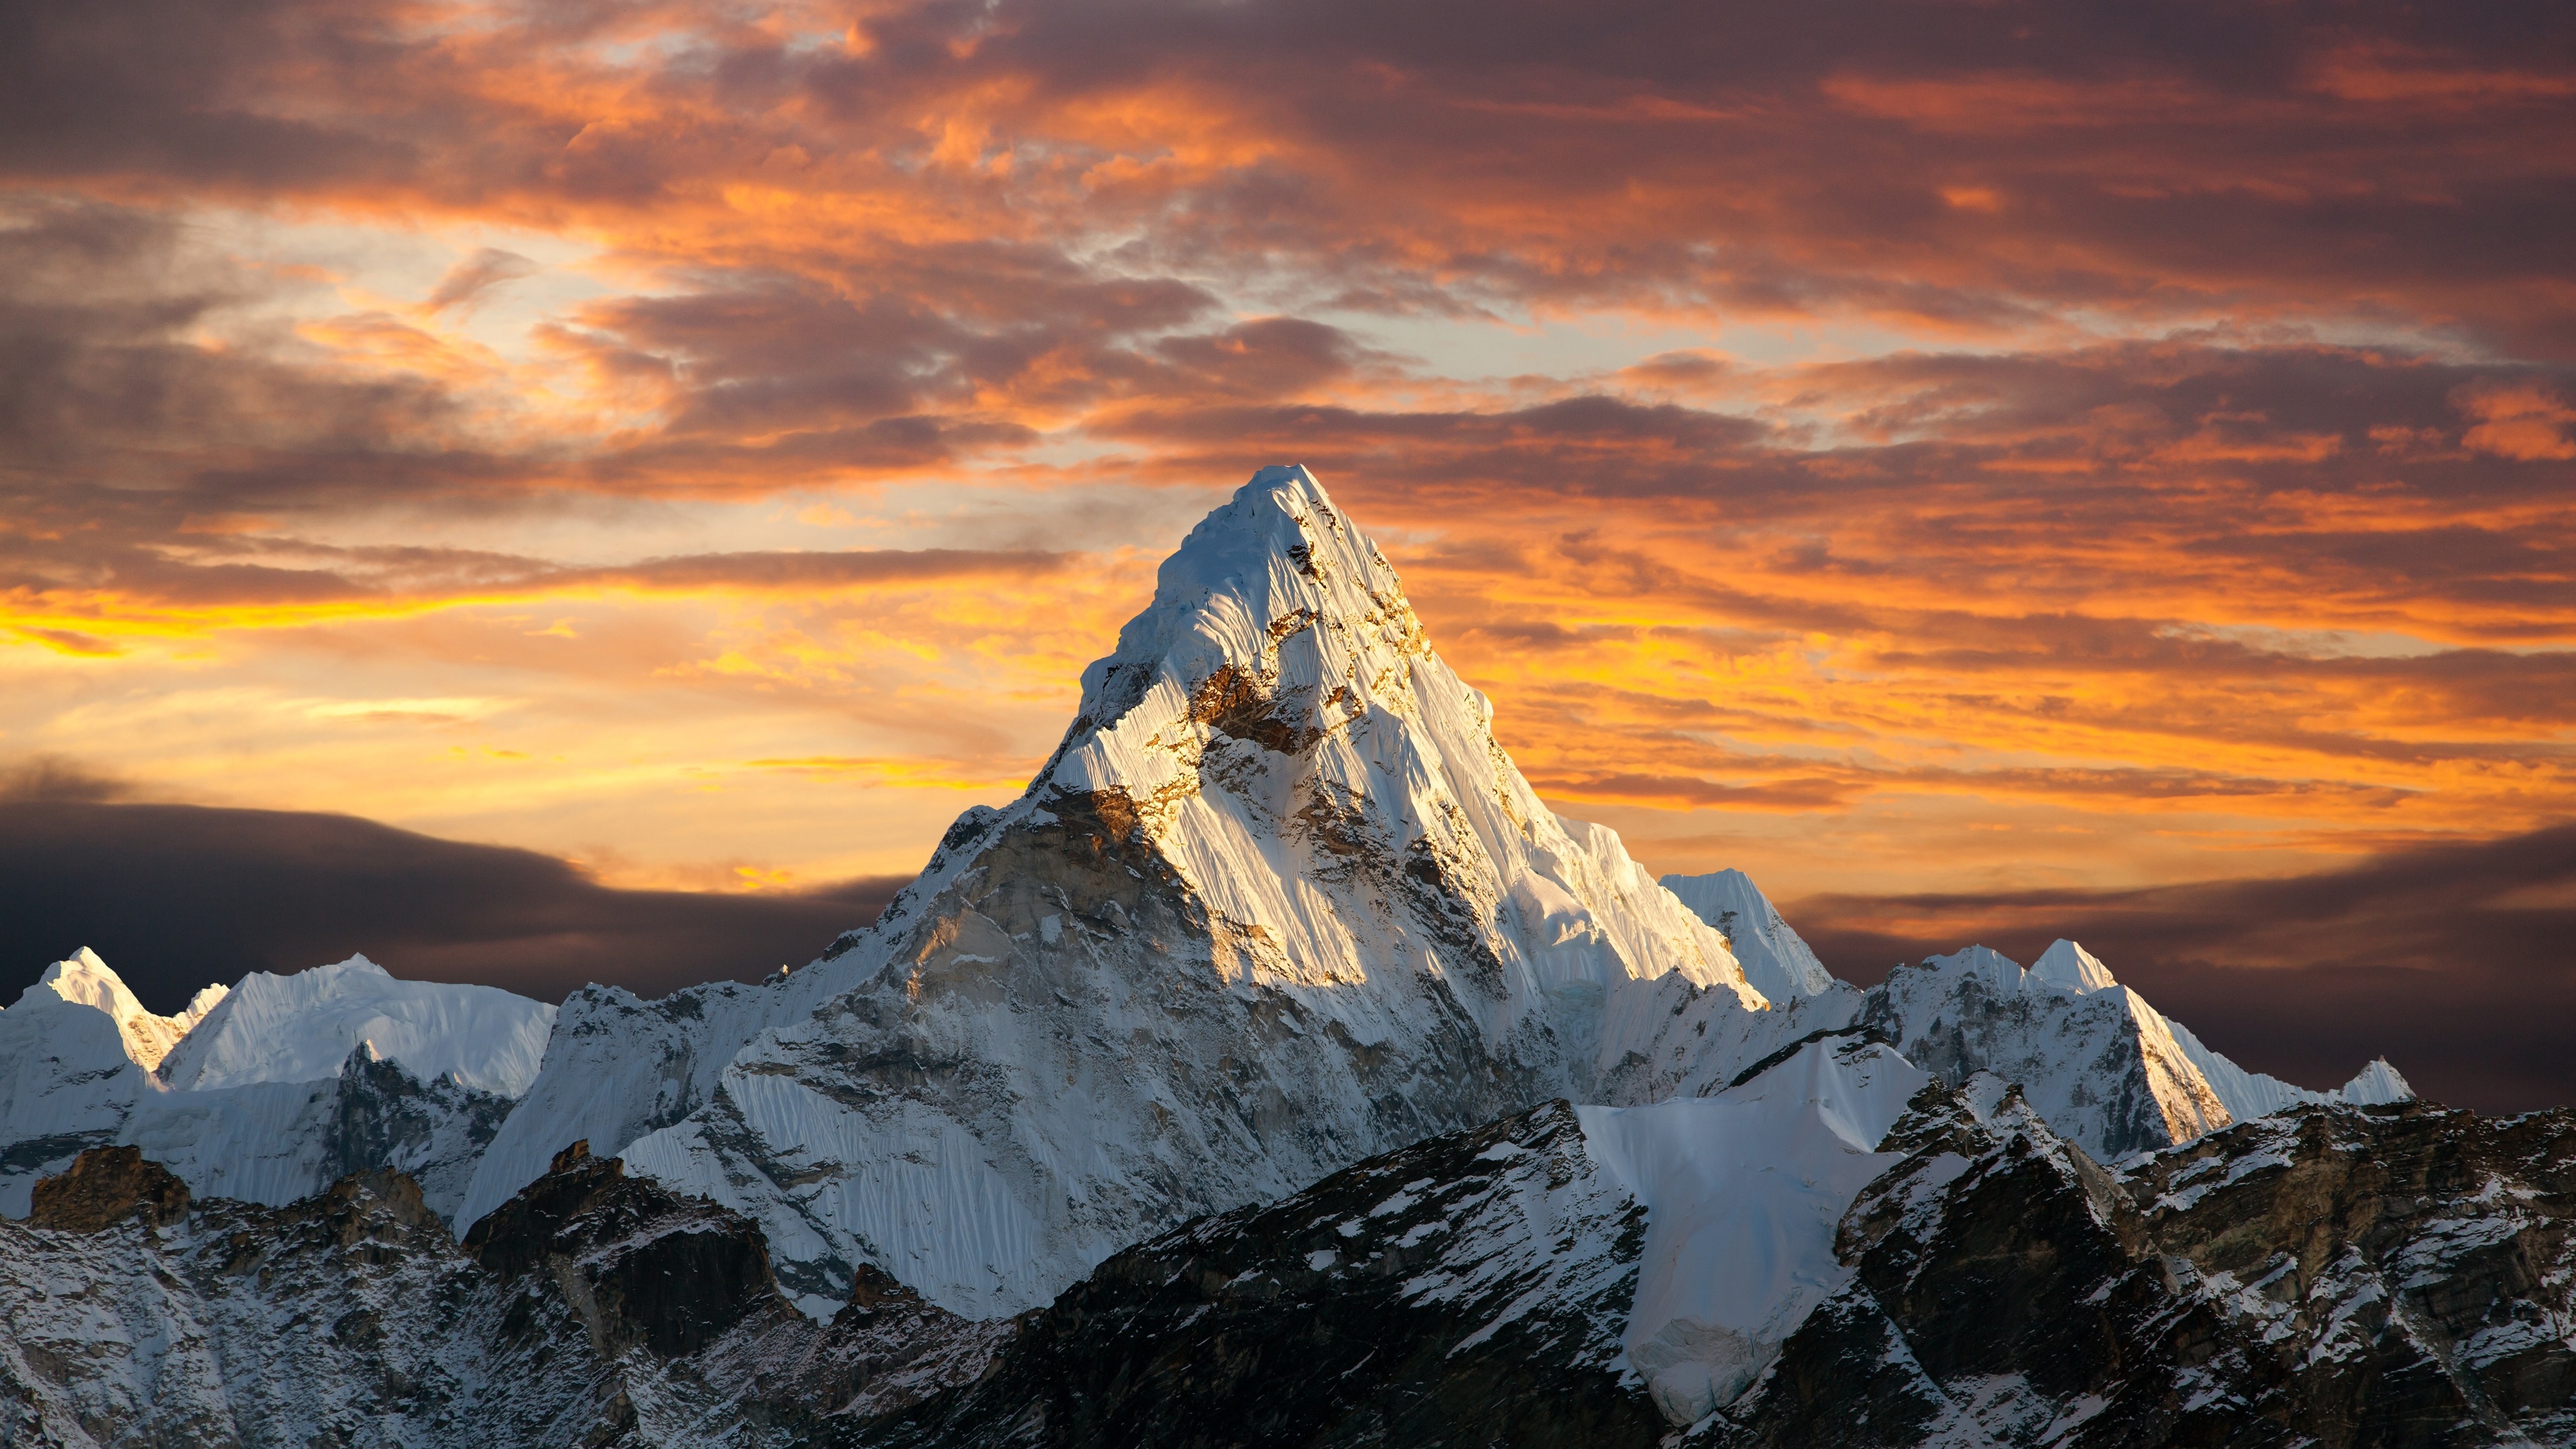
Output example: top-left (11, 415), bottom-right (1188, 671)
top-left (1703, 1093), bottom-right (2576, 1448)
top-left (25, 1144), bottom-right (189, 1232)
top-left (849, 1098), bottom-right (1660, 1449)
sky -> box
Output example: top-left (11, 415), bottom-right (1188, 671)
top-left (2, 0), bottom-right (2571, 1109)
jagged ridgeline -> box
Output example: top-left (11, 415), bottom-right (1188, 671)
top-left (4, 466), bottom-right (2562, 1448)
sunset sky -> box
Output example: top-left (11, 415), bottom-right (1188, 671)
top-left (4, 0), bottom-right (2571, 1106)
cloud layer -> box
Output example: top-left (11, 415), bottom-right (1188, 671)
top-left (0, 794), bottom-right (904, 1007)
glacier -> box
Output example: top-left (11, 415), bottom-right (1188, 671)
top-left (158, 953), bottom-right (553, 1097)
top-left (1578, 1032), bottom-right (1925, 1423)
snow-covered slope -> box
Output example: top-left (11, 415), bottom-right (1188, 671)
top-left (159, 953), bottom-right (554, 1096)
top-left (117, 1044), bottom-right (516, 1222)
top-left (494, 466), bottom-right (1788, 1319)
top-left (455, 974), bottom-right (826, 1232)
top-left (1860, 943), bottom-right (2231, 1161)
top-left (2029, 936), bottom-right (2118, 994)
top-left (1658, 869), bottom-right (1835, 1001)
top-left (2163, 1014), bottom-right (2414, 1118)
top-left (1578, 1033), bottom-right (1924, 1423)
top-left (1, 951), bottom-right (547, 1223)
top-left (0, 971), bottom-right (158, 1216)
top-left (2007, 939), bottom-right (2413, 1121)
top-left (1856, 938), bottom-right (2413, 1161)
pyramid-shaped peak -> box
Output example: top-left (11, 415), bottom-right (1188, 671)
top-left (1049, 463), bottom-right (1434, 800)
top-left (1659, 868), bottom-right (1837, 1001)
top-left (2339, 1057), bottom-right (2414, 1105)
top-left (15, 948), bottom-right (208, 1071)
top-left (2030, 939), bottom-right (2118, 995)
top-left (1130, 464), bottom-right (1404, 643)
top-left (588, 465), bottom-right (1765, 1318)
top-left (23, 947), bottom-right (140, 1014)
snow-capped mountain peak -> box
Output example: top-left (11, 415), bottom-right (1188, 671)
top-left (1658, 868), bottom-right (1837, 1002)
top-left (1648, 861), bottom-right (1834, 1000)
top-left (555, 465), bottom-right (1786, 1319)
top-left (1037, 464), bottom-right (1750, 1004)
top-left (2030, 937), bottom-right (2118, 994)
top-left (0, 949), bottom-right (552, 1222)
top-left (1924, 943), bottom-right (2029, 996)
top-left (13, 947), bottom-right (224, 1071)
top-left (158, 953), bottom-right (555, 1097)
top-left (2339, 1057), bottom-right (2414, 1104)
top-left (1864, 943), bottom-right (2232, 1161)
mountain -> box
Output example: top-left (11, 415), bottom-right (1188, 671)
top-left (157, 953), bottom-right (553, 1096)
top-left (0, 951), bottom-right (549, 1220)
top-left (1860, 940), bottom-right (2413, 1162)
top-left (1, 1143), bottom-right (918, 1447)
top-left (1660, 869), bottom-right (1836, 1001)
top-left (15, 947), bottom-right (227, 1069)
top-left (480, 465), bottom-right (1826, 1319)
top-left (2027, 940), bottom-right (2412, 1118)
top-left (0, 956), bottom-right (167, 1216)
top-left (1695, 1085), bottom-right (2575, 1447)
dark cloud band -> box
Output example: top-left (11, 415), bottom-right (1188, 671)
top-left (1790, 823), bottom-right (2576, 1116)
top-left (0, 796), bottom-right (906, 1010)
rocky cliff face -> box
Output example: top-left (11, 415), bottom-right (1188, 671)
top-left (1703, 1091), bottom-right (2576, 1448)
top-left (849, 1097), bottom-right (1660, 1449)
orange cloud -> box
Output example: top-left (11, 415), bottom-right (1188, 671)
top-left (2457, 380), bottom-right (2576, 461)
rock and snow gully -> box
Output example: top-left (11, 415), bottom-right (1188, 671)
top-left (5, 465), bottom-right (2550, 1449)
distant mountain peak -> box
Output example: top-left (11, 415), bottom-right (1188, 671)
top-left (2031, 938), bottom-right (2118, 994)
top-left (13, 947), bottom-right (221, 1071)
top-left (160, 952), bottom-right (553, 1097)
top-left (1660, 868), bottom-right (1836, 1002)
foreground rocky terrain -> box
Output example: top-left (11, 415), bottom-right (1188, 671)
top-left (5, 1042), bottom-right (2567, 1448)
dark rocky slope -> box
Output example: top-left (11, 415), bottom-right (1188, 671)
top-left (5, 1091), bottom-right (2569, 1448)
top-left (1707, 1092), bottom-right (2576, 1448)
top-left (0, 1142), bottom-right (998, 1446)
top-left (846, 1099), bottom-right (1661, 1449)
